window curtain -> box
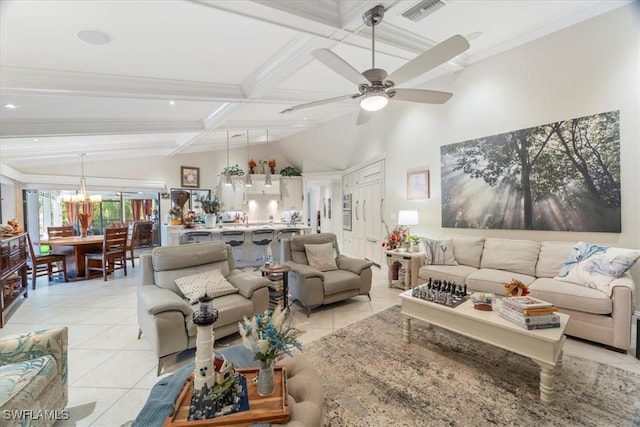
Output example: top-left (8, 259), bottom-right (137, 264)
top-left (65, 202), bottom-right (79, 225)
top-left (143, 200), bottom-right (153, 218)
top-left (132, 200), bottom-right (143, 221)
top-left (64, 201), bottom-right (94, 227)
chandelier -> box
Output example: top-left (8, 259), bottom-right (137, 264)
top-left (66, 153), bottom-right (102, 203)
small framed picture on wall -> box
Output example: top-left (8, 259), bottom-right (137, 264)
top-left (181, 166), bottom-right (200, 188)
top-left (407, 169), bottom-right (430, 200)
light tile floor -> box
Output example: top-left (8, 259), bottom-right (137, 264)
top-left (2, 266), bottom-right (638, 426)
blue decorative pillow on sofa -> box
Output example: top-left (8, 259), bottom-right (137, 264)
top-left (554, 242), bottom-right (640, 293)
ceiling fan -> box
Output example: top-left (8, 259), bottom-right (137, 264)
top-left (280, 5), bottom-right (470, 125)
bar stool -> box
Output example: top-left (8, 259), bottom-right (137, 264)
top-left (182, 231), bottom-right (213, 244)
top-left (220, 230), bottom-right (245, 265)
top-left (251, 229), bottom-right (274, 267)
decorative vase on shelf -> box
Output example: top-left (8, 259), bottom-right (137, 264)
top-left (257, 360), bottom-right (275, 397)
top-left (249, 167), bottom-right (255, 174)
top-left (270, 167), bottom-right (275, 174)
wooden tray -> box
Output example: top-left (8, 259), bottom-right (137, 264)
top-left (164, 366), bottom-right (289, 426)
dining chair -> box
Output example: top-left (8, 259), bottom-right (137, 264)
top-left (125, 223), bottom-right (137, 268)
top-left (85, 227), bottom-right (128, 281)
top-left (135, 221), bottom-right (155, 247)
top-left (47, 226), bottom-right (74, 239)
top-left (26, 234), bottom-right (68, 289)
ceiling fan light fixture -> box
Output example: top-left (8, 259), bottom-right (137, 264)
top-left (360, 91), bottom-right (388, 112)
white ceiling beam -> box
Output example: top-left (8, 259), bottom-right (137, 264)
top-left (1, 120), bottom-right (203, 138)
top-left (0, 67), bottom-right (244, 102)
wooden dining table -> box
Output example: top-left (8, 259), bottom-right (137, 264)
top-left (39, 235), bottom-right (104, 280)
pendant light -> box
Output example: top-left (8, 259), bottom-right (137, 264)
top-left (264, 129), bottom-right (272, 187)
top-left (69, 153), bottom-right (102, 203)
top-left (224, 130), bottom-right (232, 186)
top-left (244, 130), bottom-right (253, 187)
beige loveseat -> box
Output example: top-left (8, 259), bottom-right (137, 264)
top-left (138, 242), bottom-right (270, 374)
top-left (281, 233), bottom-right (373, 316)
top-left (411, 237), bottom-right (636, 351)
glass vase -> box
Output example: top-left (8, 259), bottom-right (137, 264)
top-left (257, 360), bottom-right (275, 397)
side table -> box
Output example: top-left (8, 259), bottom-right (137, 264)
top-left (259, 264), bottom-right (291, 310)
top-left (385, 250), bottom-right (424, 290)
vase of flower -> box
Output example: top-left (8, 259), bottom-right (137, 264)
top-left (257, 359), bottom-right (276, 396)
top-left (204, 213), bottom-right (216, 228)
top-left (239, 305), bottom-right (303, 399)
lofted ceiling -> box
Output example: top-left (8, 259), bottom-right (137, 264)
top-left (0, 0), bottom-right (631, 170)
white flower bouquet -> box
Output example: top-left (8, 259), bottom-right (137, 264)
top-left (238, 305), bottom-right (303, 364)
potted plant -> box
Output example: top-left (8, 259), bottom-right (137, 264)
top-left (200, 197), bottom-right (220, 228)
top-left (408, 235), bottom-right (421, 252)
top-left (280, 166), bottom-right (301, 176)
top-left (222, 164), bottom-right (245, 176)
top-left (268, 159), bottom-right (277, 174)
top-left (248, 159), bottom-right (257, 174)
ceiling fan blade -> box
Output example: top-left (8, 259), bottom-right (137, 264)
top-left (391, 88), bottom-right (453, 104)
top-left (280, 93), bottom-right (361, 113)
top-left (387, 35), bottom-right (470, 85)
top-left (356, 109), bottom-right (373, 126)
top-left (312, 49), bottom-right (370, 86)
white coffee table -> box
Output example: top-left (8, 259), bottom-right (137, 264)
top-left (400, 290), bottom-right (569, 406)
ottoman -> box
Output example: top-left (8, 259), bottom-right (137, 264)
top-left (131, 345), bottom-right (323, 427)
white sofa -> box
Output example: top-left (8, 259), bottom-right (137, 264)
top-left (411, 236), bottom-right (636, 352)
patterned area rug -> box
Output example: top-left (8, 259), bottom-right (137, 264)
top-left (303, 305), bottom-right (640, 427)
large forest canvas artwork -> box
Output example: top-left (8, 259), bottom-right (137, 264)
top-left (440, 110), bottom-right (620, 232)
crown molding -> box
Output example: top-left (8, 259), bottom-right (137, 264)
top-left (21, 173), bottom-right (165, 190)
top-left (0, 164), bottom-right (25, 182)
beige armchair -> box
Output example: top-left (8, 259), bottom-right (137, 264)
top-left (281, 233), bottom-right (373, 316)
top-left (0, 327), bottom-right (68, 427)
top-left (137, 242), bottom-right (271, 374)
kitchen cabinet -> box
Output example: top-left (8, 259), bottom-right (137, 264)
top-left (280, 177), bottom-right (303, 210)
top-left (342, 160), bottom-right (384, 266)
top-left (245, 175), bottom-right (280, 201)
top-left (220, 178), bottom-right (246, 210)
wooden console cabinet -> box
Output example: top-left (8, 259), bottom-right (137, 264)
top-left (0, 233), bottom-right (28, 328)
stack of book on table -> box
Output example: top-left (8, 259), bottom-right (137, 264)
top-left (268, 280), bottom-right (284, 310)
top-left (499, 296), bottom-right (560, 330)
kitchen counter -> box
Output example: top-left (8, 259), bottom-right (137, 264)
top-left (160, 223), bottom-right (310, 247)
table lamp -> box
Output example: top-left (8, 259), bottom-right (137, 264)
top-left (398, 210), bottom-right (419, 238)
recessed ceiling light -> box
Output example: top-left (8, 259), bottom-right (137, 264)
top-left (169, 100), bottom-right (176, 106)
top-left (3, 104), bottom-right (19, 110)
top-left (77, 29), bottom-right (112, 45)
top-left (33, 138), bottom-right (39, 142)
top-left (303, 117), bottom-right (308, 120)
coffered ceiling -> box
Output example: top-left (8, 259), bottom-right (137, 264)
top-left (0, 0), bottom-right (631, 170)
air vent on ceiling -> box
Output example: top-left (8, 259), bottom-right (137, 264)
top-left (401, 0), bottom-right (445, 22)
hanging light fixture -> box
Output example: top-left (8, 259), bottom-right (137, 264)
top-left (224, 130), bottom-right (232, 186)
top-left (68, 153), bottom-right (102, 203)
top-left (244, 130), bottom-right (253, 187)
top-left (264, 129), bottom-right (272, 187)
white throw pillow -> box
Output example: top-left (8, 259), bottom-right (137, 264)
top-left (174, 269), bottom-right (238, 304)
top-left (554, 242), bottom-right (640, 293)
top-left (423, 238), bottom-right (458, 266)
top-left (304, 242), bottom-right (338, 272)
